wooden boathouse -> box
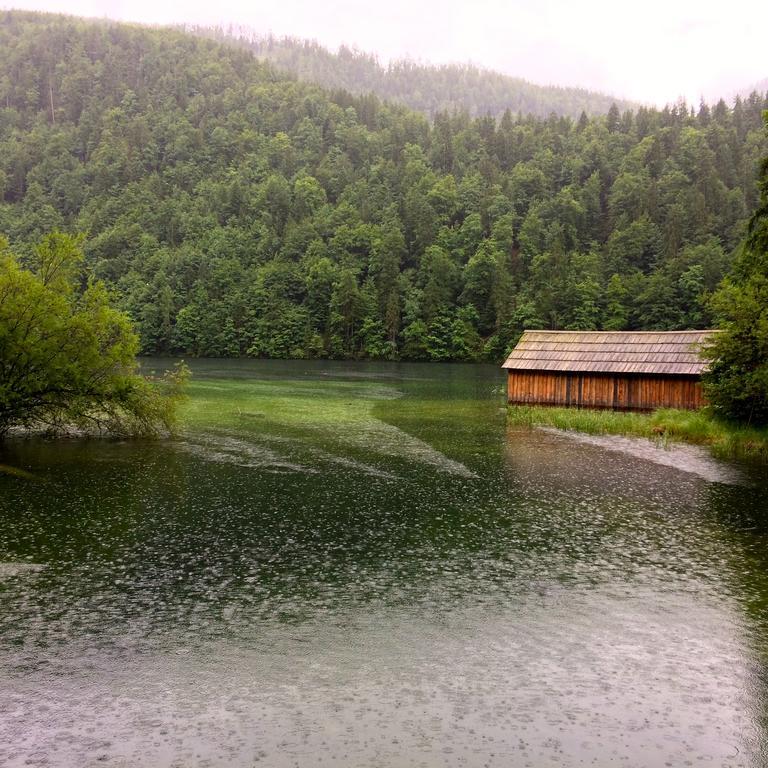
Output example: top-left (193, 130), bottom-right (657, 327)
top-left (502, 330), bottom-right (717, 411)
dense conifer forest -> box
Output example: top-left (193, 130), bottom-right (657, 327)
top-left (1, 11), bottom-right (767, 361)
top-left (189, 26), bottom-right (639, 120)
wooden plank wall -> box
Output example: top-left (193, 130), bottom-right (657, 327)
top-left (507, 371), bottom-right (706, 410)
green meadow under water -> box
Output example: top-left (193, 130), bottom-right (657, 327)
top-left (1, 359), bottom-right (768, 768)
top-left (168, 358), bottom-right (502, 479)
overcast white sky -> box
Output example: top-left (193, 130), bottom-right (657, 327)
top-left (3, 0), bottom-right (767, 105)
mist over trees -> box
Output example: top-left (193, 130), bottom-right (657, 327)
top-left (1, 11), bottom-right (767, 362)
top-left (188, 26), bottom-right (639, 121)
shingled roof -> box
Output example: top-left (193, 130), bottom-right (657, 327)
top-left (502, 330), bottom-right (718, 376)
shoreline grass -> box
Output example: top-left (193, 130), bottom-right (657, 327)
top-left (507, 405), bottom-right (768, 460)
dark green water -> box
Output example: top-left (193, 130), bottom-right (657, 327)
top-left (1, 359), bottom-right (768, 767)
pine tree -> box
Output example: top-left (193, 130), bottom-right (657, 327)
top-left (606, 103), bottom-right (621, 133)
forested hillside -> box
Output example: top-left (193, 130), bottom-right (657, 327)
top-left (1, 11), bottom-right (767, 361)
top-left (189, 27), bottom-right (638, 120)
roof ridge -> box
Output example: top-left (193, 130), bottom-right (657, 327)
top-left (504, 329), bottom-right (716, 374)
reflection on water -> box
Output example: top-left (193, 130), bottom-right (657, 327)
top-left (535, 425), bottom-right (746, 485)
top-left (1, 359), bottom-right (767, 767)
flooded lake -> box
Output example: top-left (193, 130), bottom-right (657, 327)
top-left (1, 359), bottom-right (767, 767)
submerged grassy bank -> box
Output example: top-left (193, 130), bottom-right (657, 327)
top-left (507, 406), bottom-right (768, 459)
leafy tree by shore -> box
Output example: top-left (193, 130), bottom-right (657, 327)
top-left (704, 112), bottom-right (768, 424)
top-left (0, 232), bottom-right (187, 438)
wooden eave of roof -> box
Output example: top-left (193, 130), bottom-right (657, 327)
top-left (501, 330), bottom-right (718, 376)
